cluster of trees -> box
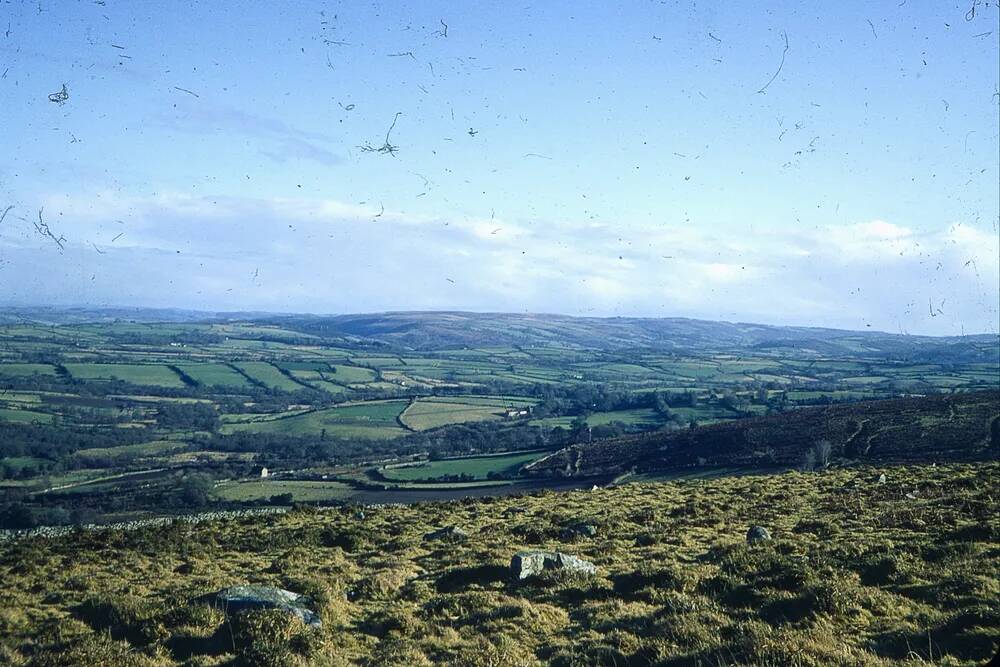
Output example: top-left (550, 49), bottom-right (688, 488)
top-left (0, 422), bottom-right (145, 465)
top-left (0, 502), bottom-right (99, 529)
top-left (0, 465), bottom-right (256, 529)
top-left (427, 473), bottom-right (476, 483)
top-left (156, 402), bottom-right (220, 431)
top-left (201, 420), bottom-right (557, 471)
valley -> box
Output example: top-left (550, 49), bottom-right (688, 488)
top-left (0, 311), bottom-right (996, 529)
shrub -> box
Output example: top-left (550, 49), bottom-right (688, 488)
top-left (31, 634), bottom-right (164, 667)
top-left (228, 609), bottom-right (318, 667)
top-left (75, 594), bottom-right (166, 645)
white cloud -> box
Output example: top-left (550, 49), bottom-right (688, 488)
top-left (700, 262), bottom-right (747, 283)
top-left (823, 220), bottom-right (920, 261)
top-left (1, 195), bottom-right (996, 335)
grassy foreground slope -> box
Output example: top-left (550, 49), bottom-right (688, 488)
top-left (1, 463), bottom-right (997, 666)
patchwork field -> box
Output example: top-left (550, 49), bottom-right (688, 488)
top-left (232, 362), bottom-right (305, 392)
top-left (1, 315), bottom-right (997, 533)
top-left (63, 363), bottom-right (186, 388)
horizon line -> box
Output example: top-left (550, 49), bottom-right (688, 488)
top-left (1, 303), bottom-right (998, 340)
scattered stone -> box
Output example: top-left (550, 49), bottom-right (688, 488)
top-left (0, 507), bottom-right (287, 544)
top-left (746, 526), bottom-right (771, 544)
top-left (560, 523), bottom-right (598, 539)
top-left (510, 550), bottom-right (598, 580)
top-left (423, 526), bottom-right (468, 542)
top-left (197, 585), bottom-right (321, 628)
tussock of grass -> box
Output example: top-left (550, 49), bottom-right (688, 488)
top-left (1, 463), bottom-right (997, 665)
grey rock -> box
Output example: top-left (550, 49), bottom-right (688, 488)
top-left (423, 526), bottom-right (469, 542)
top-left (198, 585), bottom-right (321, 628)
top-left (510, 550), bottom-right (598, 580)
top-left (877, 473), bottom-right (887, 485)
top-left (746, 525), bottom-right (771, 544)
top-left (560, 523), bottom-right (598, 539)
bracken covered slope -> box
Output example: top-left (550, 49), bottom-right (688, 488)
top-left (1, 463), bottom-right (998, 665)
top-left (524, 391), bottom-right (1000, 479)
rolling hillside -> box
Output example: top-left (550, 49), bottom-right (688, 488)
top-left (524, 391), bottom-right (1000, 478)
top-left (4, 308), bottom-right (997, 362)
top-left (271, 311), bottom-right (999, 363)
top-left (1, 463), bottom-right (997, 665)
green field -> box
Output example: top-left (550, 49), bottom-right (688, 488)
top-left (174, 363), bottom-right (250, 389)
top-left (63, 363), bottom-right (185, 388)
top-left (74, 440), bottom-right (189, 460)
top-left (0, 363), bottom-right (58, 377)
top-left (381, 450), bottom-right (547, 481)
top-left (0, 455), bottom-right (49, 470)
top-left (328, 364), bottom-right (379, 384)
top-left (213, 479), bottom-right (356, 502)
top-left (277, 361), bottom-right (331, 372)
top-left (400, 399), bottom-right (508, 431)
top-left (1, 315), bottom-right (997, 520)
top-left (420, 395), bottom-right (536, 407)
top-left (220, 401), bottom-right (409, 439)
top-left (308, 380), bottom-right (355, 397)
top-left (531, 407), bottom-right (669, 430)
top-left (0, 407), bottom-right (55, 424)
top-left (284, 364), bottom-right (378, 387)
top-left (232, 362), bottom-right (305, 391)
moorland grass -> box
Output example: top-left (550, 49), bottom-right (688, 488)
top-left (0, 463), bottom-right (997, 665)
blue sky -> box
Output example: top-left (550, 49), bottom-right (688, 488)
top-left (1, 0), bottom-right (997, 335)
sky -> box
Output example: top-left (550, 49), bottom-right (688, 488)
top-left (0, 0), bottom-right (998, 336)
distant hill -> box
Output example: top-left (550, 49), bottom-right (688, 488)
top-left (0, 306), bottom-right (279, 325)
top-left (271, 311), bottom-right (998, 363)
top-left (2, 308), bottom-right (996, 363)
top-left (524, 390), bottom-right (1000, 478)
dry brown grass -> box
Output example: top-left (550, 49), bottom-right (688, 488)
top-left (1, 463), bottom-right (997, 665)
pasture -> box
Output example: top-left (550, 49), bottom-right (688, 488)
top-left (173, 363), bottom-right (251, 389)
top-left (400, 399), bottom-right (505, 431)
top-left (220, 401), bottom-right (409, 439)
top-left (380, 450), bottom-right (547, 481)
top-left (0, 363), bottom-right (58, 377)
top-left (0, 407), bottom-right (55, 424)
top-left (62, 363), bottom-right (186, 388)
top-left (231, 362), bottom-right (305, 391)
